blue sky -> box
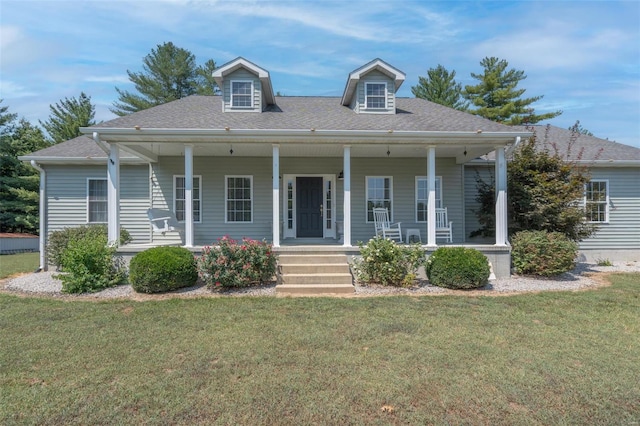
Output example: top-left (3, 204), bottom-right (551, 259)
top-left (1, 0), bottom-right (639, 147)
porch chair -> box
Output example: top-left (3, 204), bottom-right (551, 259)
top-left (372, 208), bottom-right (403, 243)
top-left (147, 208), bottom-right (184, 236)
top-left (435, 207), bottom-right (453, 243)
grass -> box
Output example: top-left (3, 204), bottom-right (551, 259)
top-left (0, 252), bottom-right (39, 279)
top-left (1, 273), bottom-right (639, 424)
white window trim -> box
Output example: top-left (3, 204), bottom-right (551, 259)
top-left (415, 176), bottom-right (443, 223)
top-left (173, 175), bottom-right (202, 224)
top-left (364, 81), bottom-right (387, 110)
top-left (584, 179), bottom-right (609, 223)
top-left (225, 175), bottom-right (254, 223)
top-left (230, 80), bottom-right (254, 109)
top-left (365, 176), bottom-right (393, 223)
top-left (86, 177), bottom-right (108, 224)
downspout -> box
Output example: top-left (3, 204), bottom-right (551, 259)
top-left (30, 160), bottom-right (47, 272)
top-left (92, 131), bottom-right (109, 154)
top-left (506, 136), bottom-right (522, 157)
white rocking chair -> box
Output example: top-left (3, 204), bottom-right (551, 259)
top-left (147, 208), bottom-right (184, 235)
top-left (373, 208), bottom-right (403, 243)
top-left (435, 207), bottom-right (453, 243)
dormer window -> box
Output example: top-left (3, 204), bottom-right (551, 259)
top-left (231, 80), bottom-right (253, 108)
top-left (365, 82), bottom-right (387, 109)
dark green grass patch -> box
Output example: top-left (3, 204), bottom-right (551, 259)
top-left (1, 273), bottom-right (639, 424)
top-left (0, 252), bottom-right (39, 279)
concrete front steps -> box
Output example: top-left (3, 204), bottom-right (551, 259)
top-left (277, 253), bottom-right (354, 295)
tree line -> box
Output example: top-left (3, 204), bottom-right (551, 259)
top-left (1, 42), bottom-right (592, 240)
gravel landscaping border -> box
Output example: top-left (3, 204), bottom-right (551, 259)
top-left (1, 261), bottom-right (638, 300)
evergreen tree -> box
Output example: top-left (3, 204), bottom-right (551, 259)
top-left (0, 108), bottom-right (49, 234)
top-left (111, 42), bottom-right (219, 116)
top-left (40, 92), bottom-right (96, 143)
top-left (411, 65), bottom-right (468, 110)
top-left (463, 57), bottom-right (562, 125)
top-left (568, 120), bottom-right (593, 136)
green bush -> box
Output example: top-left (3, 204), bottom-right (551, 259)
top-left (48, 225), bottom-right (132, 269)
top-left (197, 236), bottom-right (277, 288)
top-left (511, 230), bottom-right (578, 276)
top-left (352, 237), bottom-right (425, 287)
top-left (58, 233), bottom-right (125, 294)
top-left (129, 246), bottom-right (198, 293)
top-left (425, 247), bottom-right (490, 289)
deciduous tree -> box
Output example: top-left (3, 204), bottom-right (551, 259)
top-left (463, 57), bottom-right (562, 125)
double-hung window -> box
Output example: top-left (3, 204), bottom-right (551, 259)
top-left (365, 82), bottom-right (386, 109)
top-left (415, 177), bottom-right (443, 222)
top-left (231, 81), bottom-right (253, 108)
top-left (585, 180), bottom-right (609, 223)
top-left (87, 178), bottom-right (107, 223)
top-left (366, 176), bottom-right (392, 222)
top-left (226, 176), bottom-right (253, 222)
top-left (174, 176), bottom-right (201, 222)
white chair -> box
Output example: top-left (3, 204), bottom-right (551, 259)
top-left (147, 208), bottom-right (184, 235)
top-left (372, 208), bottom-right (402, 243)
top-left (435, 207), bottom-right (453, 243)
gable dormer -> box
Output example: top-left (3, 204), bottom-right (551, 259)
top-left (212, 57), bottom-right (275, 112)
top-left (341, 59), bottom-right (405, 114)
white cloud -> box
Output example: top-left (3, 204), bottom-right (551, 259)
top-left (84, 75), bottom-right (132, 84)
top-left (0, 81), bottom-right (38, 98)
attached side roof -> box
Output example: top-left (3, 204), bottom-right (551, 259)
top-left (341, 58), bottom-right (406, 106)
top-left (212, 57), bottom-right (275, 105)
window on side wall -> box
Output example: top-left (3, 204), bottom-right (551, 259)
top-left (231, 81), bottom-right (253, 108)
top-left (366, 176), bottom-right (392, 222)
top-left (415, 176), bottom-right (443, 222)
top-left (87, 178), bottom-right (107, 223)
top-left (226, 176), bottom-right (253, 222)
top-left (174, 175), bottom-right (202, 223)
top-left (365, 82), bottom-right (387, 109)
top-left (585, 180), bottom-right (609, 223)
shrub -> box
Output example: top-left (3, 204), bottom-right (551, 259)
top-left (197, 236), bottom-right (277, 289)
top-left (511, 230), bottom-right (578, 276)
top-left (425, 247), bottom-right (490, 289)
top-left (58, 233), bottom-right (125, 294)
top-left (352, 237), bottom-right (425, 287)
top-left (48, 225), bottom-right (132, 269)
top-left (129, 246), bottom-right (198, 293)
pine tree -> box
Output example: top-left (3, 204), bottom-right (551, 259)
top-left (411, 65), bottom-right (468, 110)
top-left (40, 92), bottom-right (96, 143)
top-left (568, 120), bottom-right (593, 136)
top-left (0, 108), bottom-right (49, 233)
top-left (463, 57), bottom-right (562, 125)
top-left (111, 42), bottom-right (218, 116)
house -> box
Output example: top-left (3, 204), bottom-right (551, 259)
top-left (465, 125), bottom-right (640, 262)
top-left (22, 57), bottom-right (638, 279)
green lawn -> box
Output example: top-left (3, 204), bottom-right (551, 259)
top-left (1, 274), bottom-right (639, 424)
top-left (0, 252), bottom-right (39, 279)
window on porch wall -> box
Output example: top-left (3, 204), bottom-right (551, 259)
top-left (87, 178), bottom-right (107, 223)
top-left (226, 176), bottom-right (253, 222)
top-left (416, 176), bottom-right (442, 222)
top-left (366, 176), bottom-right (392, 222)
top-left (174, 175), bottom-right (201, 222)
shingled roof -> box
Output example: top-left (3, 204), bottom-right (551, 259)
top-left (91, 95), bottom-right (515, 133)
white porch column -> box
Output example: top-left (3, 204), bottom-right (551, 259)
top-left (184, 144), bottom-right (194, 247)
top-left (427, 146), bottom-right (436, 247)
top-left (343, 145), bottom-right (352, 247)
top-left (495, 146), bottom-right (508, 246)
top-left (272, 144), bottom-right (280, 248)
top-left (107, 143), bottom-right (120, 246)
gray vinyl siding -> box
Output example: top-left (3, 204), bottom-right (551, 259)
top-left (222, 69), bottom-right (262, 112)
top-left (151, 156), bottom-right (464, 245)
top-left (354, 70), bottom-right (396, 114)
top-left (579, 167), bottom-right (640, 250)
top-left (45, 165), bottom-right (150, 242)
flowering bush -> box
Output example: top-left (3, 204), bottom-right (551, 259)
top-left (352, 237), bottom-right (425, 287)
top-left (197, 236), bottom-right (278, 288)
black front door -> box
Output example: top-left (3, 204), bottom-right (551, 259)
top-left (296, 177), bottom-right (323, 237)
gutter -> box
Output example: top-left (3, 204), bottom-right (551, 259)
top-left (30, 160), bottom-right (47, 272)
